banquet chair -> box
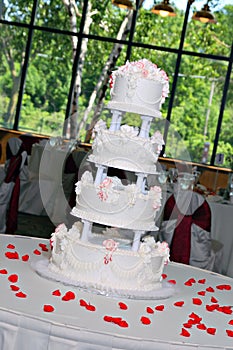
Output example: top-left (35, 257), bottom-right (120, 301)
top-left (0, 144), bottom-right (27, 234)
top-left (159, 189), bottom-right (223, 273)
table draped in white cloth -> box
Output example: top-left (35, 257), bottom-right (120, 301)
top-left (0, 234), bottom-right (233, 350)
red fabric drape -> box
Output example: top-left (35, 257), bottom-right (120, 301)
top-left (164, 194), bottom-right (211, 264)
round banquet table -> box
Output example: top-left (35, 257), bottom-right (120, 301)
top-left (1, 234), bottom-right (233, 350)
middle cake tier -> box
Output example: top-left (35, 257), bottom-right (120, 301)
top-left (71, 171), bottom-right (162, 231)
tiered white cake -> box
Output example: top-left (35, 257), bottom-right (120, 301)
top-left (48, 59), bottom-right (170, 297)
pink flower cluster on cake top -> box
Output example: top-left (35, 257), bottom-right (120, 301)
top-left (110, 59), bottom-right (169, 104)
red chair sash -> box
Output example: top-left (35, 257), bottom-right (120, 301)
top-left (164, 194), bottom-right (211, 264)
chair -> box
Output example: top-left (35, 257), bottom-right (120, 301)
top-left (0, 140), bottom-right (27, 234)
top-left (159, 189), bottom-right (223, 273)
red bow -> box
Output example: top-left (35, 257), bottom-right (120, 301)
top-left (163, 194), bottom-right (211, 264)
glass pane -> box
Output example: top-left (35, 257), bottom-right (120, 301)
top-left (18, 31), bottom-right (73, 136)
top-left (1, 0), bottom-right (33, 23)
top-left (0, 25), bottom-right (28, 129)
top-left (215, 68), bottom-right (233, 169)
top-left (89, 1), bottom-right (131, 40)
top-left (165, 57), bottom-right (229, 163)
top-left (36, 0), bottom-right (81, 31)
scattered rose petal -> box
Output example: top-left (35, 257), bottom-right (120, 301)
top-left (43, 304), bottom-right (54, 312)
top-left (168, 279), bottom-right (176, 284)
top-left (216, 284), bottom-right (231, 291)
top-left (103, 315), bottom-right (112, 322)
top-left (206, 327), bottom-right (216, 335)
top-left (198, 291), bottom-right (206, 296)
top-left (33, 249), bottom-right (41, 255)
top-left (183, 323), bottom-right (192, 328)
top-left (5, 251), bottom-right (19, 260)
top-left (174, 301), bottom-right (184, 307)
top-left (180, 328), bottom-right (190, 337)
top-left (8, 274), bottom-right (18, 283)
top-left (192, 298), bottom-right (202, 305)
top-left (62, 291), bottom-right (75, 301)
top-left (198, 279), bottom-right (206, 284)
top-left (22, 255), bottom-right (29, 262)
top-left (155, 305), bottom-right (164, 311)
top-left (52, 289), bottom-right (61, 296)
top-left (39, 243), bottom-right (49, 252)
top-left (118, 320), bottom-right (128, 328)
top-left (0, 269), bottom-right (8, 274)
top-left (206, 286), bottom-right (215, 293)
top-left (218, 306), bottom-right (232, 314)
top-left (140, 316), bottom-right (151, 325)
top-left (15, 291), bottom-right (27, 298)
top-left (86, 304), bottom-right (96, 312)
top-left (228, 320), bottom-right (233, 325)
top-left (10, 285), bottom-right (20, 291)
top-left (80, 299), bottom-right (88, 307)
top-left (211, 296), bottom-right (218, 303)
top-left (161, 273), bottom-right (167, 279)
top-left (226, 329), bottom-right (233, 337)
top-left (146, 307), bottom-right (154, 314)
top-left (197, 323), bottom-right (207, 330)
top-left (7, 244), bottom-right (15, 249)
top-left (119, 302), bottom-right (128, 310)
top-left (189, 312), bottom-right (202, 324)
top-left (206, 304), bottom-right (219, 312)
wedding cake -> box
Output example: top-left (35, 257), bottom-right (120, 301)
top-left (46, 59), bottom-right (170, 297)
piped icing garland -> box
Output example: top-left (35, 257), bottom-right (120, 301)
top-left (110, 59), bottom-right (169, 105)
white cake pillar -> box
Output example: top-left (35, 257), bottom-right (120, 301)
top-left (132, 230), bottom-right (144, 251)
top-left (109, 110), bottom-right (123, 131)
top-left (94, 164), bottom-right (107, 185)
top-left (81, 220), bottom-right (93, 241)
top-left (136, 173), bottom-right (147, 193)
top-left (139, 116), bottom-right (153, 138)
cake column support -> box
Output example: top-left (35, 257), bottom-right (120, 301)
top-left (81, 220), bottom-right (93, 241)
top-left (132, 230), bottom-right (144, 251)
top-left (94, 164), bottom-right (107, 185)
top-left (136, 173), bottom-right (147, 193)
top-left (109, 110), bottom-right (123, 131)
top-left (139, 116), bottom-right (153, 138)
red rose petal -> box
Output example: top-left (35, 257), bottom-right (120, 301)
top-left (10, 285), bottom-right (20, 291)
top-left (62, 291), bottom-right (75, 301)
top-left (7, 244), bottom-right (15, 249)
top-left (180, 328), bottom-right (191, 337)
top-left (52, 289), bottom-right (61, 296)
top-left (218, 306), bottom-right (232, 314)
top-left (8, 274), bottom-right (18, 283)
top-left (15, 291), bottom-right (27, 298)
top-left (0, 269), bottom-right (8, 274)
top-left (206, 286), bottom-right (215, 293)
top-left (5, 251), bottom-right (19, 259)
top-left (140, 316), bottom-right (151, 325)
top-left (183, 323), bottom-right (192, 328)
top-left (192, 298), bottom-right (202, 305)
top-left (146, 307), bottom-right (154, 314)
top-left (22, 254), bottom-right (29, 262)
top-left (86, 304), bottom-right (96, 312)
top-left (189, 312), bottom-right (202, 323)
top-left (118, 320), bottom-right (128, 328)
top-left (43, 304), bottom-right (54, 312)
top-left (216, 284), bottom-right (231, 291)
top-left (155, 305), bottom-right (164, 311)
top-left (33, 249), bottom-right (41, 255)
top-left (174, 301), bottom-right (184, 307)
top-left (211, 296), bottom-right (218, 303)
top-left (184, 280), bottom-right (193, 286)
top-left (226, 329), bottom-right (233, 337)
top-left (168, 279), bottom-right (176, 284)
top-left (119, 302), bottom-right (128, 310)
top-left (198, 291), bottom-right (206, 296)
top-left (103, 315), bottom-right (113, 322)
top-left (39, 243), bottom-right (49, 252)
top-left (198, 279), bottom-right (206, 284)
top-left (228, 320), bottom-right (233, 325)
top-left (206, 304), bottom-right (218, 312)
top-left (206, 327), bottom-right (216, 335)
top-left (80, 299), bottom-right (88, 307)
top-left (197, 323), bottom-right (207, 330)
top-left (161, 273), bottom-right (167, 279)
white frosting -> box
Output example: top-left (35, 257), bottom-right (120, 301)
top-left (49, 224), bottom-right (169, 293)
top-left (71, 171), bottom-right (162, 231)
top-left (89, 120), bottom-right (164, 174)
top-left (107, 59), bottom-right (169, 117)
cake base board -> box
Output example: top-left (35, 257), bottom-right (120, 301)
top-left (33, 258), bottom-right (176, 300)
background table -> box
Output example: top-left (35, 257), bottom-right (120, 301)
top-left (1, 234), bottom-right (233, 349)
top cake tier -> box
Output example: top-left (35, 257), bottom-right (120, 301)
top-left (107, 59), bottom-right (169, 118)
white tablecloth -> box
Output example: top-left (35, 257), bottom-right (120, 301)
top-left (1, 234), bottom-right (233, 349)
top-left (208, 200), bottom-right (233, 277)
